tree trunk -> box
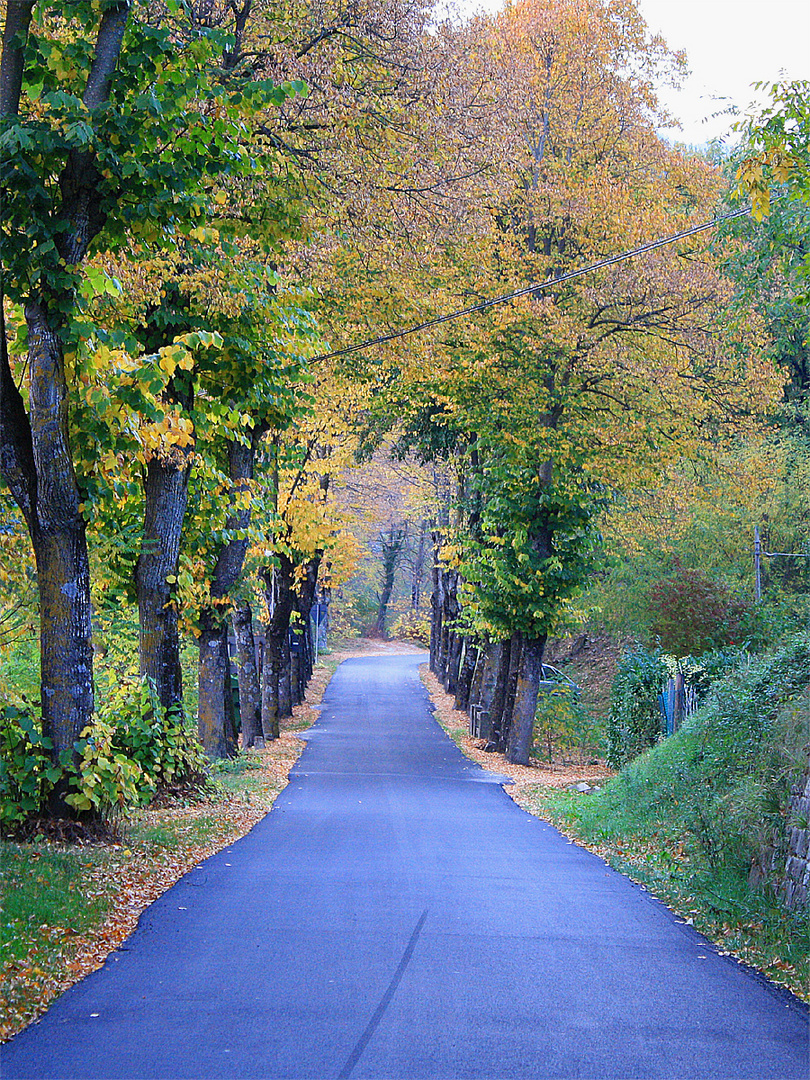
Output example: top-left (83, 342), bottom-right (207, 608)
top-left (499, 631), bottom-right (523, 751)
top-left (260, 554), bottom-right (295, 740)
top-left (0, 297), bottom-right (95, 812)
top-left (468, 642), bottom-right (488, 714)
top-left (233, 604), bottom-right (262, 748)
top-left (374, 524), bottom-right (406, 637)
top-left (278, 635), bottom-right (293, 720)
top-left (35, 525), bottom-right (94, 810)
top-left (454, 639), bottom-right (478, 712)
top-left (198, 611), bottom-right (238, 760)
top-left (486, 637), bottom-right (512, 748)
top-left (446, 632), bottom-right (463, 696)
top-left (429, 536), bottom-right (442, 672)
top-left (506, 634), bottom-right (547, 765)
top-left (0, 4), bottom-right (131, 815)
top-left (411, 519), bottom-right (427, 610)
top-left (471, 641), bottom-right (501, 734)
top-left (136, 456), bottom-right (190, 712)
top-left (295, 554), bottom-right (321, 689)
top-left (196, 437), bottom-right (257, 755)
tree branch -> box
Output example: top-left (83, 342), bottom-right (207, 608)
top-left (83, 1), bottom-right (131, 110)
top-left (0, 289), bottom-right (37, 530)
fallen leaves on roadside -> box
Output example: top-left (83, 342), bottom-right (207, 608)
top-left (420, 666), bottom-right (614, 791)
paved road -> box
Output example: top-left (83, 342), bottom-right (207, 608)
top-left (3, 653), bottom-right (807, 1079)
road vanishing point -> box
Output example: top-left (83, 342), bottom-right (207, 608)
top-left (2, 652), bottom-right (808, 1079)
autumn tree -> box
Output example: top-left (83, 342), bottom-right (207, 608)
top-left (0, 0), bottom-right (299, 804)
top-left (378, 0), bottom-right (783, 763)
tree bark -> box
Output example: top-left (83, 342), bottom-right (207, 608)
top-left (486, 636), bottom-right (512, 747)
top-left (0, 1), bottom-right (36, 117)
top-left (499, 631), bottom-right (523, 751)
top-left (0, 297), bottom-right (95, 812)
top-left (197, 436), bottom-right (257, 757)
top-left (278, 635), bottom-right (293, 720)
top-left (260, 554), bottom-right (295, 740)
top-left (136, 456), bottom-right (190, 712)
top-left (468, 642), bottom-right (487, 714)
top-left (429, 535), bottom-right (442, 672)
top-left (198, 611), bottom-right (238, 759)
top-left (446, 632), bottom-right (463, 696)
top-left (374, 523), bottom-right (406, 636)
top-left (454, 638), bottom-right (478, 712)
top-left (233, 604), bottom-right (262, 748)
top-left (0, 3), bottom-right (132, 816)
top-left (472, 641), bottom-right (502, 729)
top-left (411, 519), bottom-right (427, 609)
top-left (506, 634), bottom-right (547, 765)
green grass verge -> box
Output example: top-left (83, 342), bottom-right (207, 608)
top-left (0, 750), bottom-right (298, 1040)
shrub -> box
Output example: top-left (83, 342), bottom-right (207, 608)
top-left (534, 686), bottom-right (603, 762)
top-left (607, 644), bottom-right (667, 767)
top-left (390, 610), bottom-right (430, 645)
top-left (100, 677), bottom-right (208, 796)
top-left (646, 564), bottom-right (753, 657)
top-left (64, 717), bottom-right (144, 818)
top-left (0, 706), bottom-right (61, 827)
top-left (0, 679), bottom-right (209, 831)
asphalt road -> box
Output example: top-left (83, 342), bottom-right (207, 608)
top-left (3, 652), bottom-right (808, 1079)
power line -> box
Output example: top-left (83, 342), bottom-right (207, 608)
top-left (310, 204), bottom-right (753, 364)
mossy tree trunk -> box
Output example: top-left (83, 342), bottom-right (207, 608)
top-left (260, 553), bottom-right (296, 741)
top-left (233, 603), bottom-right (262, 748)
top-left (198, 437), bottom-right (257, 759)
top-left (136, 454), bottom-right (191, 713)
top-left (506, 634), bottom-right (546, 765)
top-left (0, 2), bottom-right (130, 814)
top-left (454, 638), bottom-right (478, 712)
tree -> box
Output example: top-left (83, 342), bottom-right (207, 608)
top-left (380, 0), bottom-right (782, 763)
top-left (0, 1), bottom-right (297, 805)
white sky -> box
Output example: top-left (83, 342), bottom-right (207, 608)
top-left (636, 0), bottom-right (810, 146)
top-left (459, 0), bottom-right (810, 148)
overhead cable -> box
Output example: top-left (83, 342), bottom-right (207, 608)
top-left (310, 204), bottom-right (753, 364)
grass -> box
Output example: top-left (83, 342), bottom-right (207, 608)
top-left (0, 841), bottom-right (121, 1034)
top-left (1, 844), bottom-right (115, 966)
top-left (516, 780), bottom-right (809, 1000)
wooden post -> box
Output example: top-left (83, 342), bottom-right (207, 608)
top-left (673, 671), bottom-right (684, 732)
top-left (754, 525), bottom-right (762, 604)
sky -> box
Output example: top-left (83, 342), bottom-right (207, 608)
top-left (635, 0), bottom-right (810, 147)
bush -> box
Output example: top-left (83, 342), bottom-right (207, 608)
top-left (100, 677), bottom-right (208, 797)
top-left (534, 686), bottom-right (603, 762)
top-left (390, 610), bottom-right (430, 645)
top-left (646, 564), bottom-right (753, 657)
top-left (0, 706), bottom-right (61, 827)
top-left (0, 679), bottom-right (209, 830)
top-left (607, 644), bottom-right (666, 767)
top-left (65, 717), bottom-right (144, 817)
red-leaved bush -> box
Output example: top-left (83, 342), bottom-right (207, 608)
top-left (646, 564), bottom-right (752, 657)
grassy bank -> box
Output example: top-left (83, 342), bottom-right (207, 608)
top-left (423, 638), bottom-right (810, 1002)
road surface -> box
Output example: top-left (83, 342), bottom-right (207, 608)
top-left (2, 652), bottom-right (807, 1078)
